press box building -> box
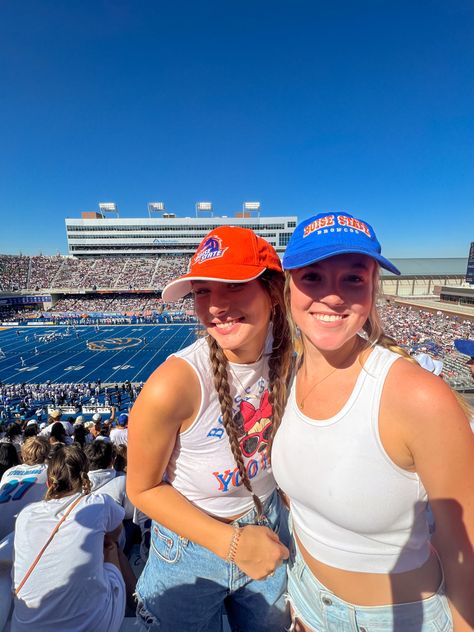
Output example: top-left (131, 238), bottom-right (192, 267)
top-left (65, 211), bottom-right (298, 257)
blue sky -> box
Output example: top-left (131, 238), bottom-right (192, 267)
top-left (0, 0), bottom-right (473, 257)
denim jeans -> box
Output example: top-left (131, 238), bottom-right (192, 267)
top-left (287, 527), bottom-right (453, 632)
top-left (135, 490), bottom-right (290, 632)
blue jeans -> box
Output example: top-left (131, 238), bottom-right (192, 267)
top-left (287, 529), bottom-right (453, 632)
top-left (135, 490), bottom-right (290, 631)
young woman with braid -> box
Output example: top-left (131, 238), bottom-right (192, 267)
top-left (271, 212), bottom-right (474, 632)
top-left (127, 226), bottom-right (293, 631)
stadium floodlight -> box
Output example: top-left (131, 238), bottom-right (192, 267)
top-left (195, 201), bottom-right (213, 217)
top-left (243, 202), bottom-right (261, 212)
top-left (98, 202), bottom-right (119, 217)
top-left (148, 202), bottom-right (165, 218)
top-left (239, 201), bottom-right (261, 218)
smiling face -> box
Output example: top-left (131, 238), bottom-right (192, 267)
top-left (289, 254), bottom-right (376, 355)
top-left (192, 279), bottom-right (273, 364)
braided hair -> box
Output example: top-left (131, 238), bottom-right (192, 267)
top-left (46, 445), bottom-right (91, 500)
top-left (206, 270), bottom-right (292, 520)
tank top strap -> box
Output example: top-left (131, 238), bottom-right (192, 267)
top-left (359, 345), bottom-right (402, 432)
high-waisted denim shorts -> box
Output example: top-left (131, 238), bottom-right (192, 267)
top-left (135, 490), bottom-right (290, 632)
top-left (287, 527), bottom-right (453, 632)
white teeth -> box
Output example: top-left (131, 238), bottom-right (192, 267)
top-left (313, 313), bottom-right (344, 322)
top-left (215, 321), bottom-right (237, 329)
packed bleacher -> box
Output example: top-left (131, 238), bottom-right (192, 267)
top-left (379, 302), bottom-right (473, 388)
top-left (52, 295), bottom-right (166, 313)
top-left (0, 256), bottom-right (29, 292)
top-left (0, 298), bottom-right (195, 323)
top-left (0, 254), bottom-right (189, 291)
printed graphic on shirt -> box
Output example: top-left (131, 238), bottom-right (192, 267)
top-left (0, 477), bottom-right (37, 503)
top-left (212, 389), bottom-right (272, 492)
top-left (0, 468), bottom-right (44, 503)
top-left (238, 390), bottom-right (272, 457)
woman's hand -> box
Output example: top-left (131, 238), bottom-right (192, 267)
top-left (233, 524), bottom-right (289, 580)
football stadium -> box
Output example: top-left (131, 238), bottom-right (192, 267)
top-left (0, 211), bottom-right (472, 395)
top-left (0, 210), bottom-right (473, 632)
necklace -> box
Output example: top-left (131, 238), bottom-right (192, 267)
top-left (227, 360), bottom-right (264, 403)
top-left (298, 337), bottom-right (368, 410)
top-left (298, 366), bottom-right (339, 410)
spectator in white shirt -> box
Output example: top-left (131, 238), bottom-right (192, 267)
top-left (110, 414), bottom-right (128, 447)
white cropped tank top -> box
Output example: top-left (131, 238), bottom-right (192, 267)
top-left (165, 337), bottom-right (275, 517)
top-left (272, 345), bottom-right (430, 573)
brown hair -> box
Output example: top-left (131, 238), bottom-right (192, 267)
top-left (21, 436), bottom-right (50, 465)
top-left (206, 270), bottom-right (293, 520)
top-left (46, 445), bottom-right (91, 500)
top-left (114, 444), bottom-right (127, 473)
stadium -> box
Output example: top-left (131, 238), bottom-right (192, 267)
top-left (0, 208), bottom-right (473, 632)
top-left (0, 208), bottom-right (472, 395)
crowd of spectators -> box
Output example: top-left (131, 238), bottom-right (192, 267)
top-left (1, 297), bottom-right (195, 322)
top-left (0, 381), bottom-right (143, 425)
top-left (28, 255), bottom-right (64, 290)
top-left (52, 295), bottom-right (166, 313)
top-left (0, 405), bottom-right (149, 630)
top-left (0, 254), bottom-right (189, 291)
top-left (380, 301), bottom-right (473, 388)
top-left (0, 256), bottom-right (29, 292)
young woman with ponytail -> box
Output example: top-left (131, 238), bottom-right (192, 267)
top-left (127, 226), bottom-right (293, 631)
top-left (12, 445), bottom-right (128, 632)
top-left (271, 212), bottom-right (474, 632)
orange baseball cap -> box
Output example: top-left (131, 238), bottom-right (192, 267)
top-left (162, 226), bottom-right (282, 302)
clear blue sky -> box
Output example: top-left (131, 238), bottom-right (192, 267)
top-left (0, 0), bottom-right (473, 257)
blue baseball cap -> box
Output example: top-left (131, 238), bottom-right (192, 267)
top-left (454, 339), bottom-right (474, 358)
top-left (283, 212), bottom-right (400, 275)
top-left (118, 413), bottom-right (128, 425)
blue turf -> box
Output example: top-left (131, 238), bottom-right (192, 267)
top-left (0, 324), bottom-right (200, 384)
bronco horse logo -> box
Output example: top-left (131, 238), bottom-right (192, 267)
top-left (87, 337), bottom-right (142, 351)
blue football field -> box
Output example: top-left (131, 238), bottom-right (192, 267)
top-left (0, 324), bottom-right (200, 384)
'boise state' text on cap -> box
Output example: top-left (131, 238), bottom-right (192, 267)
top-left (283, 212), bottom-right (400, 275)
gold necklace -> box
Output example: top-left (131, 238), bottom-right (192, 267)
top-left (298, 366), bottom-right (339, 410)
top-left (298, 337), bottom-right (367, 410)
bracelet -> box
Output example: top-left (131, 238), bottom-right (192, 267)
top-left (225, 525), bottom-right (242, 564)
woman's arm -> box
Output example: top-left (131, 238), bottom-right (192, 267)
top-left (386, 363), bottom-right (474, 631)
top-left (127, 357), bottom-right (288, 580)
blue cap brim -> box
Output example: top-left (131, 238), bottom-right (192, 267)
top-left (454, 339), bottom-right (474, 357)
top-left (283, 246), bottom-right (401, 276)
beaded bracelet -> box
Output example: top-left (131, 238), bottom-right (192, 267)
top-left (226, 525), bottom-right (242, 563)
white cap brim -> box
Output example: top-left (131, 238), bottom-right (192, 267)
top-left (161, 270), bottom-right (265, 302)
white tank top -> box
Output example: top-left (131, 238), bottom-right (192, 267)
top-left (272, 345), bottom-right (430, 573)
top-left (166, 337), bottom-right (275, 517)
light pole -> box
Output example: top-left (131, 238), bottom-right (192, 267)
top-left (195, 201), bottom-right (213, 218)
